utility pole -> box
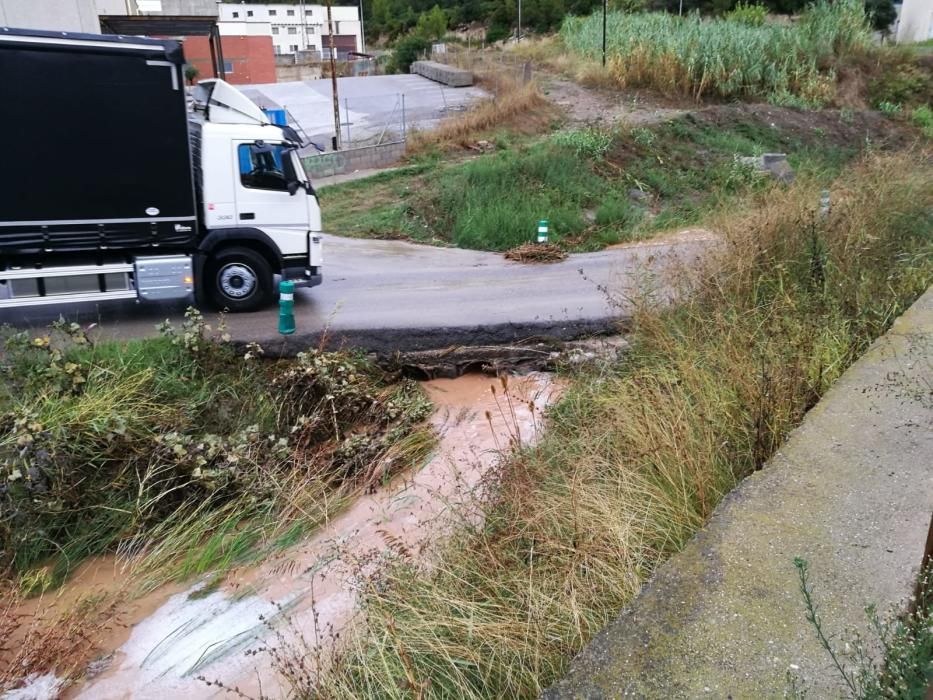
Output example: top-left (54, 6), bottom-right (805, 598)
top-left (298, 0), bottom-right (309, 54)
top-left (518, 0), bottom-right (521, 42)
top-left (602, 0), bottom-right (607, 66)
top-left (326, 0), bottom-right (342, 150)
top-left (359, 0), bottom-right (366, 53)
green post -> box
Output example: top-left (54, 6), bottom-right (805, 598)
top-left (537, 219), bottom-right (549, 244)
top-left (278, 280), bottom-right (296, 335)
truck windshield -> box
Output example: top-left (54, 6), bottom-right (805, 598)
top-left (238, 142), bottom-right (289, 191)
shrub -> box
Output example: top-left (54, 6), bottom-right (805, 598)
top-left (725, 1), bottom-right (768, 26)
top-left (868, 60), bottom-right (933, 109)
top-left (388, 34), bottom-right (430, 73)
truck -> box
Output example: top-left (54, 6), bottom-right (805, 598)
top-left (0, 27), bottom-right (323, 312)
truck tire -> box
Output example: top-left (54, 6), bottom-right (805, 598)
top-left (206, 246), bottom-right (274, 312)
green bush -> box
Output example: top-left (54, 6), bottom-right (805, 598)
top-left (388, 33), bottom-right (430, 73)
top-left (725, 1), bottom-right (768, 26)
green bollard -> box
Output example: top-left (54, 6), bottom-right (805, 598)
top-left (278, 280), bottom-right (296, 335)
top-left (537, 219), bottom-right (549, 244)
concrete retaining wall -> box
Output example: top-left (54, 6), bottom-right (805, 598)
top-left (302, 141), bottom-right (407, 180)
top-left (276, 63), bottom-right (323, 82)
top-left (546, 286), bottom-right (933, 699)
top-left (410, 60), bottom-right (473, 87)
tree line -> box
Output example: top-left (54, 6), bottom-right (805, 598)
top-left (230, 0), bottom-right (896, 44)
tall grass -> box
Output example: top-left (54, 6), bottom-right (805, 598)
top-left (561, 0), bottom-right (872, 102)
top-left (294, 149), bottom-right (933, 698)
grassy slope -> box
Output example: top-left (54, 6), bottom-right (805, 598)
top-left (321, 106), bottom-right (908, 252)
top-left (300, 149), bottom-right (933, 698)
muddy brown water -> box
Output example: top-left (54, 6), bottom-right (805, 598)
top-left (7, 372), bottom-right (561, 700)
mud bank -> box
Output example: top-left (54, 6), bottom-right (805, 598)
top-left (6, 372), bottom-right (560, 700)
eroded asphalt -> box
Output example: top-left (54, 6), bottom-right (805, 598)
top-left (0, 231), bottom-right (714, 355)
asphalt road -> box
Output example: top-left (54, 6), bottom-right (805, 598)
top-left (0, 231), bottom-right (713, 355)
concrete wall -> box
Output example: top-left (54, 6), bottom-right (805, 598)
top-left (276, 62), bottom-right (323, 82)
top-left (95, 0), bottom-right (218, 17)
top-left (0, 0), bottom-right (100, 32)
top-left (184, 34), bottom-right (277, 84)
top-left (302, 141), bottom-right (407, 180)
top-left (896, 0), bottom-right (933, 42)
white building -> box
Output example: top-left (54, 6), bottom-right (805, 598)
top-left (218, 3), bottom-right (362, 57)
top-left (895, 0), bottom-right (933, 43)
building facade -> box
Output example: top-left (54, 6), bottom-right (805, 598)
top-left (0, 0), bottom-right (100, 32)
top-left (217, 3), bottom-right (361, 58)
top-left (895, 0), bottom-right (933, 43)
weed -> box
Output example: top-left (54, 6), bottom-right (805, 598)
top-left (912, 104), bottom-right (933, 138)
top-left (792, 558), bottom-right (933, 698)
top-left (877, 100), bottom-right (902, 115)
top-left (552, 126), bottom-right (614, 160)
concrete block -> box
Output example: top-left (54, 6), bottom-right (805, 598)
top-left (410, 60), bottom-right (473, 87)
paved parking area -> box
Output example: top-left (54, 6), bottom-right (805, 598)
top-left (242, 74), bottom-right (487, 153)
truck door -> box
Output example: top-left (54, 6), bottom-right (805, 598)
top-left (234, 141), bottom-right (308, 227)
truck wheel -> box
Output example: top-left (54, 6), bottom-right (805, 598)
top-left (207, 247), bottom-right (274, 312)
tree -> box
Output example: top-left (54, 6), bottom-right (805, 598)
top-left (184, 64), bottom-right (199, 85)
top-left (415, 5), bottom-right (448, 40)
top-left (864, 0), bottom-right (896, 32)
top-left (390, 33), bottom-right (431, 72)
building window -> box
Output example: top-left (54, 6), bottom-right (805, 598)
top-left (269, 9), bottom-right (277, 16)
top-left (305, 9), bottom-right (313, 15)
top-left (287, 26), bottom-right (297, 34)
top-left (232, 11), bottom-right (238, 17)
top-left (272, 26), bottom-right (279, 34)
top-left (223, 60), bottom-right (234, 74)
top-left (290, 44), bottom-right (299, 52)
top-left (287, 9), bottom-right (295, 16)
top-left (247, 10), bottom-right (253, 17)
